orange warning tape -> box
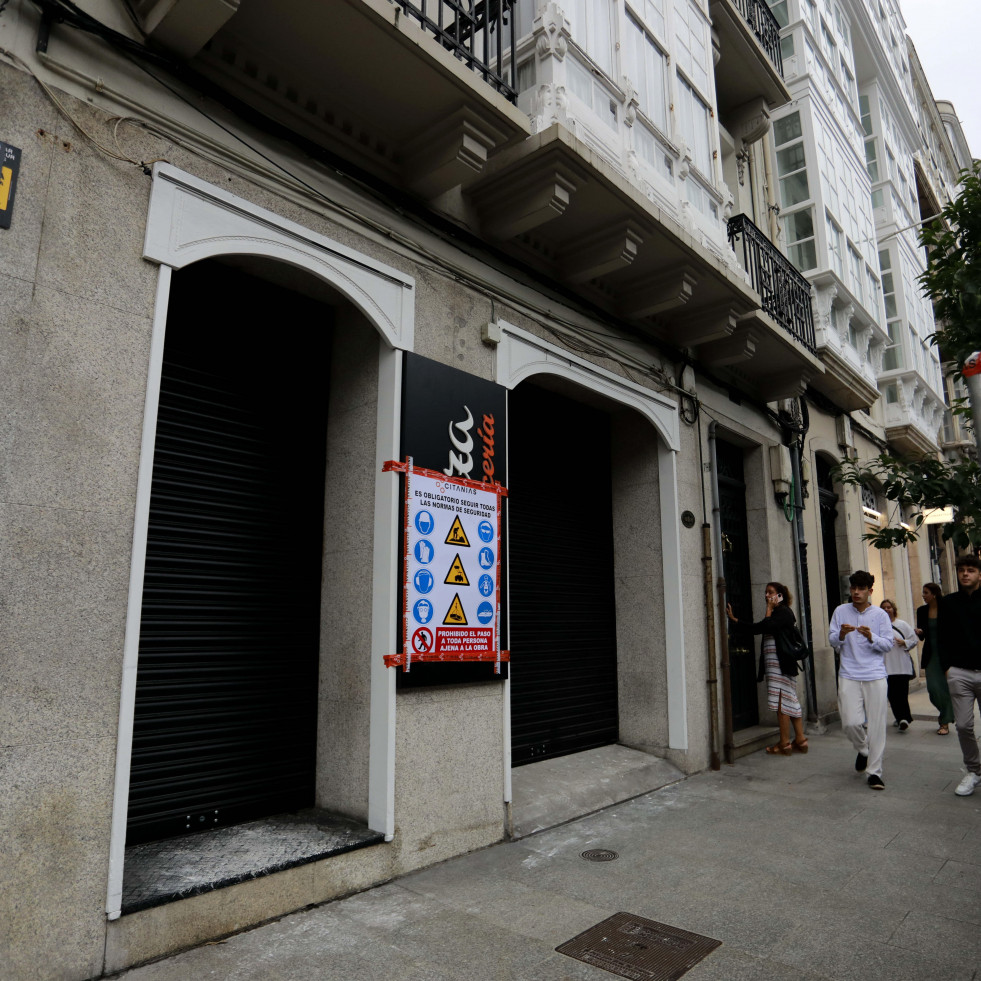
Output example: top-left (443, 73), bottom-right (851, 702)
top-left (384, 650), bottom-right (510, 668)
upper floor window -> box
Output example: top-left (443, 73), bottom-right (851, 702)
top-left (629, 0), bottom-right (667, 39)
top-left (673, 0), bottom-right (710, 97)
top-left (677, 75), bottom-right (713, 178)
top-left (782, 208), bottom-right (817, 272)
top-left (774, 113), bottom-right (810, 209)
top-left (766, 0), bottom-right (789, 28)
top-left (565, 0), bottom-right (614, 76)
top-left (827, 214), bottom-right (844, 277)
top-left (625, 10), bottom-right (668, 132)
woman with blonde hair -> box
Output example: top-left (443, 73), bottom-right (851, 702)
top-left (727, 582), bottom-right (807, 755)
top-left (879, 599), bottom-right (917, 731)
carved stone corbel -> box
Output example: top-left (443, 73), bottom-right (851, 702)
top-left (618, 265), bottom-right (699, 318)
top-left (534, 2), bottom-right (571, 62)
top-left (403, 108), bottom-right (506, 198)
top-left (560, 221), bottom-right (648, 283)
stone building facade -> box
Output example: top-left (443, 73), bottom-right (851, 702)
top-left (0, 0), bottom-right (963, 977)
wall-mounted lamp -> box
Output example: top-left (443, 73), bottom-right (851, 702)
top-left (769, 444), bottom-right (793, 509)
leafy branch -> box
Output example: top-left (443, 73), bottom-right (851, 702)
top-left (834, 455), bottom-right (981, 550)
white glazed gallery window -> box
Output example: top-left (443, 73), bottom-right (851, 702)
top-left (673, 0), bottom-right (711, 96)
top-left (628, 0), bottom-right (667, 39)
top-left (564, 0), bottom-right (615, 77)
top-left (625, 10), bottom-right (669, 132)
top-left (677, 75), bottom-right (713, 179)
top-left (687, 178), bottom-right (719, 223)
top-left (848, 245), bottom-right (863, 305)
top-left (826, 214), bottom-right (843, 277)
top-left (774, 112), bottom-right (809, 210)
top-left (866, 266), bottom-right (881, 319)
top-left (766, 0), bottom-right (789, 28)
top-left (879, 248), bottom-right (903, 371)
top-left (567, 58), bottom-right (618, 131)
top-left (781, 209), bottom-right (817, 272)
top-left (634, 125), bottom-right (675, 182)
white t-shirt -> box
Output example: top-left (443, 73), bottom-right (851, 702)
top-left (828, 602), bottom-right (894, 681)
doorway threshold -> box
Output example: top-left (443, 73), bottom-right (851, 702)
top-left (731, 725), bottom-right (780, 760)
top-left (509, 744), bottom-right (684, 840)
top-left (121, 809), bottom-right (385, 914)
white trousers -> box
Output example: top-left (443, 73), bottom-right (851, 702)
top-left (838, 676), bottom-right (888, 778)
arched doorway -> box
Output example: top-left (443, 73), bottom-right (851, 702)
top-left (507, 382), bottom-right (619, 764)
top-left (126, 259), bottom-right (332, 843)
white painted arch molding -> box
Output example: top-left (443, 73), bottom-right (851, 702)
top-left (144, 164), bottom-right (415, 351)
top-left (495, 321), bottom-right (680, 452)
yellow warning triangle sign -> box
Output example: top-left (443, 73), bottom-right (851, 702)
top-left (442, 593), bottom-right (468, 625)
top-left (444, 515), bottom-right (470, 547)
top-left (444, 554), bottom-right (470, 586)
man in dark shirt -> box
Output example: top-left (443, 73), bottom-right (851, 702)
top-left (939, 555), bottom-right (981, 796)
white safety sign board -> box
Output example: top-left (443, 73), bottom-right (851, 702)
top-left (383, 461), bottom-right (506, 670)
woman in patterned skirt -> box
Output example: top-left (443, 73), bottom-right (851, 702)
top-left (727, 582), bottom-right (806, 756)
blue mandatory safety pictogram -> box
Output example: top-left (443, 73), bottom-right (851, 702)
top-left (413, 599), bottom-right (434, 624)
top-left (414, 510), bottom-right (435, 535)
top-left (413, 569), bottom-right (434, 594)
top-left (476, 601), bottom-right (494, 624)
top-left (477, 519), bottom-right (494, 543)
top-left (478, 547), bottom-right (495, 569)
top-left (414, 539), bottom-right (434, 564)
top-left (478, 574), bottom-right (494, 597)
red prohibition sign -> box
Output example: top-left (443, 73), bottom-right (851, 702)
top-left (412, 628), bottom-right (434, 653)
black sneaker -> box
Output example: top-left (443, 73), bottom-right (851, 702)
top-left (867, 774), bottom-right (884, 790)
top-left (855, 752), bottom-right (868, 772)
top-left (898, 720), bottom-right (909, 731)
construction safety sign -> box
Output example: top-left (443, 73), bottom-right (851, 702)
top-left (382, 460), bottom-right (507, 670)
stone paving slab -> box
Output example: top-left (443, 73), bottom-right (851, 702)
top-left (113, 719), bottom-right (981, 980)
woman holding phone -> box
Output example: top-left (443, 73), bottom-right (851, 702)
top-left (727, 582), bottom-right (807, 756)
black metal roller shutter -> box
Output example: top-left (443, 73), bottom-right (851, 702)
top-left (126, 263), bottom-right (329, 845)
top-left (508, 384), bottom-right (619, 766)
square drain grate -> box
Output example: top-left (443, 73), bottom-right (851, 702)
top-left (556, 911), bottom-right (721, 981)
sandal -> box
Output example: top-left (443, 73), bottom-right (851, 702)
top-left (791, 738), bottom-right (809, 754)
top-left (765, 743), bottom-right (793, 756)
top-left (937, 725), bottom-right (949, 735)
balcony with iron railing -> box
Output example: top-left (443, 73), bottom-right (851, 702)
top-left (727, 214), bottom-right (816, 351)
top-left (711, 0), bottom-right (789, 118)
top-left (184, 0), bottom-right (530, 203)
top-left (731, 0), bottom-right (783, 76)
top-left (396, 0), bottom-right (517, 102)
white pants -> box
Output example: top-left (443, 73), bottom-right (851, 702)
top-left (838, 676), bottom-right (888, 778)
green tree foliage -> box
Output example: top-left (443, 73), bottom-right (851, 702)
top-left (919, 160), bottom-right (981, 368)
top-left (835, 162), bottom-right (981, 550)
top-left (835, 454), bottom-right (981, 550)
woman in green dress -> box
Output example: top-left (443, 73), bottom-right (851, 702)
top-left (915, 582), bottom-right (954, 734)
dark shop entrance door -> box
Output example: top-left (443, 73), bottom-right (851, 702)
top-left (507, 382), bottom-right (619, 766)
top-left (127, 260), bottom-right (330, 844)
top-left (717, 438), bottom-right (760, 731)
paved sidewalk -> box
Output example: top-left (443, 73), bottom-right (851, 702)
top-left (114, 716), bottom-right (981, 981)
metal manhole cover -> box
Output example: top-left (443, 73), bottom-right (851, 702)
top-left (556, 912), bottom-right (721, 981)
top-left (582, 849), bottom-right (619, 862)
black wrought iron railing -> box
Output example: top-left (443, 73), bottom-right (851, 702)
top-left (397, 0), bottom-right (518, 103)
top-left (730, 0), bottom-right (784, 77)
top-left (727, 214), bottom-right (816, 351)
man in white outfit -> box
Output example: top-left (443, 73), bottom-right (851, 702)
top-left (828, 571), bottom-right (895, 789)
